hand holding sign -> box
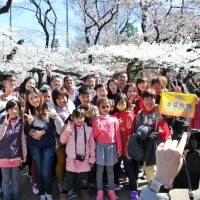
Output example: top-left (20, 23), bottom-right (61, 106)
top-left (24, 109), bottom-right (34, 125)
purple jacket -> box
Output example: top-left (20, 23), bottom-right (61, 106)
top-left (0, 116), bottom-right (24, 161)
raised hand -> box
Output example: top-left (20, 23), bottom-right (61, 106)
top-left (44, 65), bottom-right (52, 76)
top-left (154, 132), bottom-right (188, 188)
top-left (46, 110), bottom-right (58, 120)
top-left (67, 120), bottom-right (72, 128)
top-left (24, 109), bottom-right (34, 125)
top-left (2, 115), bottom-right (11, 128)
top-left (171, 80), bottom-right (182, 93)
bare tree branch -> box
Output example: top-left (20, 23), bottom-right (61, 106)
top-left (0, 0), bottom-right (12, 14)
top-left (29, 0), bottom-right (57, 49)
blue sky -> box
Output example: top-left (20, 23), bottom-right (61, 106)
top-left (0, 0), bottom-right (79, 48)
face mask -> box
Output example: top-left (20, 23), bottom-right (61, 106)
top-left (117, 104), bottom-right (126, 111)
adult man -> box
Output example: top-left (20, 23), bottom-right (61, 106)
top-left (63, 75), bottom-right (78, 101)
top-left (117, 72), bottom-right (128, 91)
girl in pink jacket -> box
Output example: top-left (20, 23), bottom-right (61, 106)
top-left (60, 108), bottom-right (95, 199)
top-left (92, 98), bottom-right (122, 200)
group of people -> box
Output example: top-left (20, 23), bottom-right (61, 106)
top-left (0, 69), bottom-right (199, 200)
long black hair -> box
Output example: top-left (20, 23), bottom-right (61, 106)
top-left (18, 77), bottom-right (36, 95)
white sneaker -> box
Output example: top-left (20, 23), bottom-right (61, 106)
top-left (40, 195), bottom-right (46, 200)
top-left (46, 194), bottom-right (53, 200)
top-left (32, 184), bottom-right (39, 195)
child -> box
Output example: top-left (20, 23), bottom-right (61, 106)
top-left (135, 90), bottom-right (171, 183)
top-left (60, 108), bottom-right (95, 200)
top-left (77, 85), bottom-right (99, 126)
top-left (113, 93), bottom-right (139, 200)
top-left (92, 98), bottom-right (122, 200)
top-left (92, 84), bottom-right (108, 106)
top-left (0, 99), bottom-right (27, 200)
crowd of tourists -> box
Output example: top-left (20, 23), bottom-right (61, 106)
top-left (0, 69), bottom-right (199, 200)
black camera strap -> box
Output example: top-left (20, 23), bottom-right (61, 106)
top-left (182, 155), bottom-right (194, 200)
top-left (74, 124), bottom-right (86, 157)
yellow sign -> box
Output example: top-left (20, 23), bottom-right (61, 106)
top-left (159, 92), bottom-right (197, 118)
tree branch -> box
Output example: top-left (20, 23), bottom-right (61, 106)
top-left (0, 0), bottom-right (12, 14)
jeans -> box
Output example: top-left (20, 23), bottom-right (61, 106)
top-left (29, 145), bottom-right (55, 195)
top-left (1, 167), bottom-right (19, 199)
top-left (122, 157), bottom-right (139, 191)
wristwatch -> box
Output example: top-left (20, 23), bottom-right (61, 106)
top-left (149, 179), bottom-right (171, 193)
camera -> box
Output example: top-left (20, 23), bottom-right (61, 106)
top-left (75, 154), bottom-right (85, 162)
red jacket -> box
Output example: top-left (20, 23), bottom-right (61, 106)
top-left (113, 110), bottom-right (135, 156)
top-left (135, 106), bottom-right (171, 142)
top-left (190, 100), bottom-right (200, 130)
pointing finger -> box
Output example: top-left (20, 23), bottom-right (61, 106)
top-left (177, 132), bottom-right (188, 155)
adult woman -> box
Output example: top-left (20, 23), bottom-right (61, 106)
top-left (107, 79), bottom-right (120, 100)
top-left (135, 78), bottom-right (149, 111)
top-left (136, 78), bottom-right (148, 97)
top-left (123, 83), bottom-right (139, 114)
top-left (24, 87), bottom-right (64, 200)
top-left (51, 87), bottom-right (75, 193)
top-left (18, 77), bottom-right (36, 98)
top-left (0, 72), bottom-right (19, 117)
